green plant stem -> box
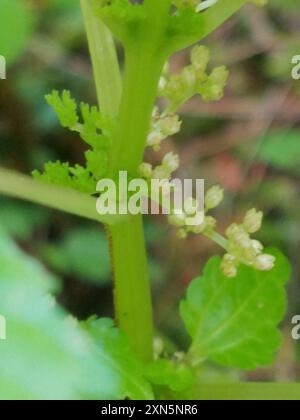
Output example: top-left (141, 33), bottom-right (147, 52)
top-left (80, 0), bottom-right (173, 362)
top-left (0, 167), bottom-right (121, 224)
top-left (110, 0), bottom-right (172, 174)
top-left (205, 230), bottom-right (229, 250)
top-left (108, 217), bottom-right (153, 362)
top-left (110, 47), bottom-right (166, 174)
top-left (107, 1), bottom-right (172, 362)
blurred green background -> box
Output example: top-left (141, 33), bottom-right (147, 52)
top-left (0, 0), bottom-right (300, 383)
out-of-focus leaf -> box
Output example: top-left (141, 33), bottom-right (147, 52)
top-left (0, 230), bottom-right (153, 400)
top-left (42, 227), bottom-right (110, 285)
top-left (0, 200), bottom-right (48, 240)
top-left (82, 317), bottom-right (154, 400)
top-left (254, 130), bottom-right (300, 173)
top-left (180, 249), bottom-right (290, 370)
top-left (0, 0), bottom-right (34, 65)
top-left (0, 229), bottom-right (86, 399)
top-left (271, 0), bottom-right (299, 12)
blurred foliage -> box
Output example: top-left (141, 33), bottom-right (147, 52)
top-left (42, 227), bottom-right (110, 285)
top-left (0, 0), bottom-right (34, 65)
top-left (0, 198), bottom-right (49, 240)
top-left (0, 230), bottom-right (154, 400)
top-left (252, 130), bottom-right (300, 174)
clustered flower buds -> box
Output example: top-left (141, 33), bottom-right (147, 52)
top-left (159, 45), bottom-right (229, 113)
top-left (168, 185), bottom-right (223, 239)
top-left (221, 209), bottom-right (275, 278)
top-left (147, 108), bottom-right (181, 151)
top-left (139, 152), bottom-right (180, 181)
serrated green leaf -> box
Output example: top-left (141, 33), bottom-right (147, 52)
top-left (45, 90), bottom-right (79, 129)
top-left (180, 249), bottom-right (291, 370)
top-left (33, 161), bottom-right (97, 194)
top-left (37, 91), bottom-right (112, 193)
top-left (82, 317), bottom-right (154, 400)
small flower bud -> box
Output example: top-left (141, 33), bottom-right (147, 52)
top-left (221, 254), bottom-right (238, 278)
top-left (189, 221), bottom-right (206, 234)
top-left (184, 197), bottom-right (199, 216)
top-left (152, 166), bottom-right (171, 180)
top-left (177, 228), bottom-right (188, 239)
top-left (190, 45), bottom-right (210, 72)
top-left (199, 66), bottom-right (228, 102)
top-left (181, 66), bottom-right (197, 89)
top-left (243, 209), bottom-right (263, 234)
top-left (226, 224), bottom-right (251, 249)
top-left (226, 223), bottom-right (239, 239)
top-left (251, 240), bottom-right (263, 255)
top-left (168, 211), bottom-right (186, 227)
top-left (147, 131), bottom-right (163, 150)
top-left (162, 152), bottom-right (180, 173)
top-left (159, 115), bottom-right (181, 137)
top-left (139, 162), bottom-right (153, 178)
top-left (254, 254), bottom-right (275, 271)
top-left (203, 216), bottom-right (217, 232)
top-left (205, 185), bottom-right (224, 210)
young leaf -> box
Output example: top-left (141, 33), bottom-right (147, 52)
top-left (35, 91), bottom-right (113, 194)
top-left (46, 90), bottom-right (79, 130)
top-left (82, 317), bottom-right (154, 400)
top-left (180, 248), bottom-right (291, 370)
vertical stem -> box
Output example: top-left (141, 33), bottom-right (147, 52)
top-left (110, 46), bottom-right (166, 173)
top-left (106, 1), bottom-right (172, 362)
top-left (80, 0), bottom-right (162, 362)
top-left (109, 216), bottom-right (153, 362)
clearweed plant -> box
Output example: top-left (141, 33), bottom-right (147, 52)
top-left (0, 0), bottom-right (299, 400)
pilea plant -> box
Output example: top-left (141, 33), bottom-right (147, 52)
top-left (0, 0), bottom-right (299, 400)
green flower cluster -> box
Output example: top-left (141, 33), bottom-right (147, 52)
top-left (147, 107), bottom-right (181, 151)
top-left (160, 45), bottom-right (228, 113)
top-left (222, 209), bottom-right (275, 278)
top-left (33, 91), bottom-right (114, 194)
top-left (168, 186), bottom-right (223, 239)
